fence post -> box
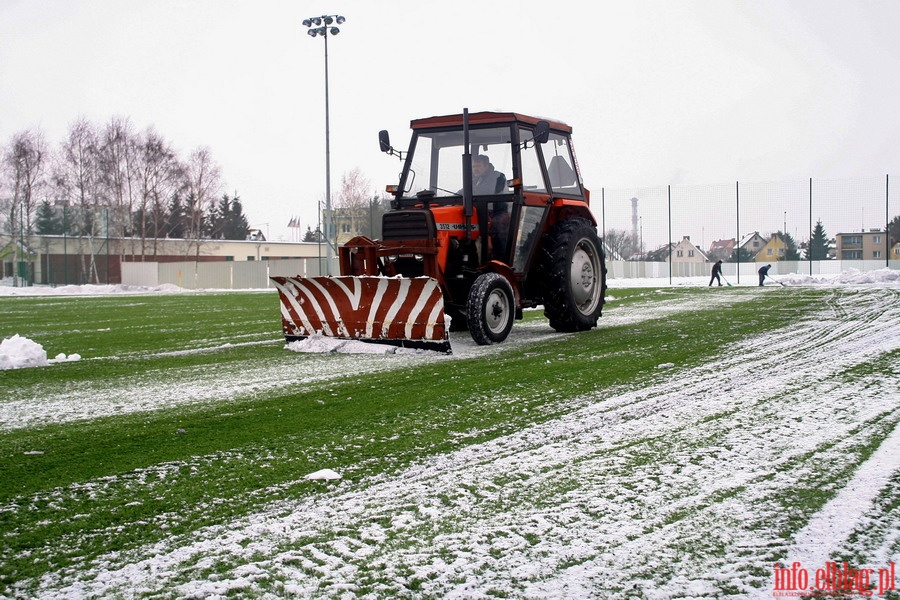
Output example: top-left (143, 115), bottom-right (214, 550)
top-left (667, 185), bottom-right (672, 285)
top-left (736, 181), bottom-right (740, 285)
top-left (887, 174), bottom-right (891, 268)
top-left (63, 206), bottom-right (69, 286)
top-left (601, 187), bottom-right (606, 241)
top-left (809, 177), bottom-right (813, 276)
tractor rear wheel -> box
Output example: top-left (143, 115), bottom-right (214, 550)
top-left (540, 218), bottom-right (607, 332)
top-left (466, 272), bottom-right (515, 345)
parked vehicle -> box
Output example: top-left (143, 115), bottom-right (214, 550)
top-left (272, 109), bottom-right (607, 353)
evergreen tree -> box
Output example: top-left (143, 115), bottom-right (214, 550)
top-left (728, 246), bottom-right (755, 262)
top-left (206, 195), bottom-right (228, 239)
top-left (889, 215), bottom-right (900, 245)
top-left (808, 220), bottom-right (830, 260)
top-left (166, 194), bottom-right (186, 239)
top-left (207, 194), bottom-right (251, 240)
top-left (224, 197), bottom-right (250, 240)
top-left (128, 208), bottom-right (146, 238)
top-left (35, 200), bottom-right (64, 235)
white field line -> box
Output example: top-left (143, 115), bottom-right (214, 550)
top-left (23, 288), bottom-right (900, 599)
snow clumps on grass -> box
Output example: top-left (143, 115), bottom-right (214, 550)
top-left (305, 468), bottom-right (341, 481)
top-left (0, 334), bottom-right (81, 370)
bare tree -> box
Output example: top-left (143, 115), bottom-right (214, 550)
top-left (602, 228), bottom-right (639, 261)
top-left (54, 118), bottom-right (102, 282)
top-left (335, 168), bottom-right (374, 239)
top-left (55, 118), bottom-right (98, 224)
top-left (96, 117), bottom-right (138, 248)
top-left (1, 129), bottom-right (47, 285)
top-left (3, 129), bottom-right (48, 236)
top-left (183, 147), bottom-right (222, 256)
top-left (134, 129), bottom-right (183, 258)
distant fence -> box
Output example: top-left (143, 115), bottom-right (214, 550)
top-left (122, 259), bottom-right (325, 290)
top-left (608, 259), bottom-right (898, 284)
top-left (598, 175), bottom-right (896, 263)
top-left (122, 258), bottom-right (898, 290)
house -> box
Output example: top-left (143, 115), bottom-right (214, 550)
top-left (331, 202), bottom-right (388, 245)
top-left (707, 238), bottom-right (735, 262)
top-left (644, 243), bottom-right (674, 262)
top-left (671, 236), bottom-right (707, 263)
top-left (835, 229), bottom-right (889, 260)
top-left (737, 232), bottom-right (767, 259)
top-left (756, 233), bottom-right (788, 262)
top-left (0, 239), bottom-right (38, 282)
top-left (246, 228), bottom-right (266, 242)
top-left (892, 242), bottom-right (900, 259)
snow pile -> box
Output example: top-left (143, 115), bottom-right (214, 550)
top-left (0, 334), bottom-right (81, 370)
top-left (0, 334), bottom-right (48, 369)
top-left (50, 352), bottom-right (81, 364)
top-left (285, 334), bottom-right (439, 355)
top-left (780, 267), bottom-right (900, 286)
top-left (304, 468), bottom-right (341, 481)
top-left (0, 282), bottom-right (184, 296)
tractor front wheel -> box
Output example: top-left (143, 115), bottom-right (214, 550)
top-left (466, 272), bottom-right (515, 345)
top-left (541, 218), bottom-right (607, 332)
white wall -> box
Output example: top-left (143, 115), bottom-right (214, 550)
top-left (123, 259), bottom-right (899, 289)
top-left (606, 259), bottom-right (899, 281)
top-left (122, 258), bottom-right (334, 289)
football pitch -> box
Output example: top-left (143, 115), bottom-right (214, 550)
top-left (1, 285), bottom-right (898, 598)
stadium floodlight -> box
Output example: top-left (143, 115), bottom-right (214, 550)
top-left (302, 14), bottom-right (347, 275)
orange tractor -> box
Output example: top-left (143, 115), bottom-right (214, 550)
top-left (272, 109), bottom-right (607, 353)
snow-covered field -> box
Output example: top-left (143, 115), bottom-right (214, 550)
top-left (1, 270), bottom-right (899, 598)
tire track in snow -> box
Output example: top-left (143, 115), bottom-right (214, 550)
top-left (25, 288), bottom-right (900, 599)
top-left (777, 424), bottom-right (900, 578)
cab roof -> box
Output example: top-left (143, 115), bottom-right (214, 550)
top-left (410, 111), bottom-right (572, 134)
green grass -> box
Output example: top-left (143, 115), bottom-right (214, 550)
top-left (0, 286), bottom-right (895, 596)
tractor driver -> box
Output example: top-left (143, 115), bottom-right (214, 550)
top-left (471, 154), bottom-right (506, 195)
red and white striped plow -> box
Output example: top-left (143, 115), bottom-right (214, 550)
top-left (271, 276), bottom-right (451, 353)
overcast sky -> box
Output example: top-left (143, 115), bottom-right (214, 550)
top-left (2, 0), bottom-right (899, 247)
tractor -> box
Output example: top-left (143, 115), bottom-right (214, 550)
top-left (272, 109), bottom-right (607, 353)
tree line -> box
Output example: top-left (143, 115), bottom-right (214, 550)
top-left (1, 117), bottom-right (251, 259)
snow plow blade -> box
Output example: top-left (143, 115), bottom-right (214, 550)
top-left (271, 275), bottom-right (451, 353)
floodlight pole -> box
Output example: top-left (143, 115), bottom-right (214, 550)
top-left (303, 14), bottom-right (346, 276)
top-left (323, 27), bottom-right (333, 275)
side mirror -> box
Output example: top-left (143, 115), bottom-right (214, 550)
top-left (378, 130), bottom-right (391, 153)
top-left (533, 121), bottom-right (550, 145)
